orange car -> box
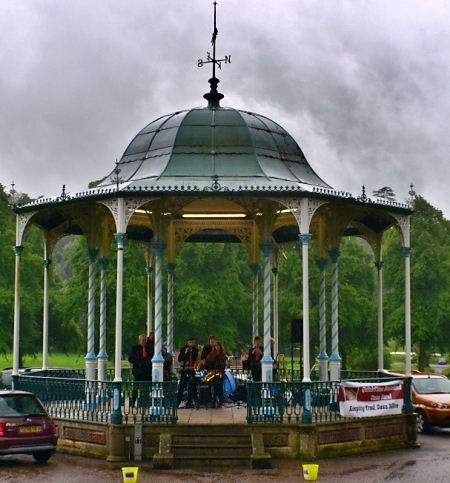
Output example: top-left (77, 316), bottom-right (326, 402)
top-left (386, 370), bottom-right (450, 434)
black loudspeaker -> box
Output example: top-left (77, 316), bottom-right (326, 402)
top-left (291, 318), bottom-right (303, 343)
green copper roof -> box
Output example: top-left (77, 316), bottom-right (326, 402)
top-left (99, 106), bottom-right (331, 192)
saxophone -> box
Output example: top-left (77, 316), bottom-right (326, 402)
top-left (193, 345), bottom-right (204, 371)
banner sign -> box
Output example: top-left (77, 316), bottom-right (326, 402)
top-left (339, 380), bottom-right (404, 417)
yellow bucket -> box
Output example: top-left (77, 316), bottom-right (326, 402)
top-left (302, 464), bottom-right (319, 481)
top-left (122, 467), bottom-right (139, 483)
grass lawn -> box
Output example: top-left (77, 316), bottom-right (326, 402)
top-left (0, 353), bottom-right (112, 370)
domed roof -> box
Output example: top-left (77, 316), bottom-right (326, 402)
top-left (100, 106), bottom-right (331, 193)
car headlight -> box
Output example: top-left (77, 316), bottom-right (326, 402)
top-left (434, 402), bottom-right (450, 409)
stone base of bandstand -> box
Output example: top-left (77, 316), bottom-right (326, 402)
top-left (54, 413), bottom-right (419, 468)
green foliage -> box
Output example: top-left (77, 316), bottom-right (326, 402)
top-left (384, 196), bottom-right (450, 370)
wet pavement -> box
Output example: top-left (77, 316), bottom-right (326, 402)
top-left (1, 429), bottom-right (450, 482)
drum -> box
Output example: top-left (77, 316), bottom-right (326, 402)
top-left (223, 369), bottom-right (237, 396)
top-left (195, 370), bottom-right (205, 381)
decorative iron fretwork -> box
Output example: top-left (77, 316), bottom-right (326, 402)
top-left (55, 185), bottom-right (71, 202)
top-left (203, 174), bottom-right (229, 192)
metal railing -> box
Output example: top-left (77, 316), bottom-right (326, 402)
top-left (15, 376), bottom-right (178, 424)
top-left (16, 370), bottom-right (407, 425)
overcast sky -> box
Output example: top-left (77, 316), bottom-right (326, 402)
top-left (1, 1), bottom-right (449, 217)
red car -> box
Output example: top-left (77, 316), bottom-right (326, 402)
top-left (0, 390), bottom-right (58, 463)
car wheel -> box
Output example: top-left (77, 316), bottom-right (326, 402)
top-left (416, 409), bottom-right (431, 434)
top-left (33, 450), bottom-right (52, 463)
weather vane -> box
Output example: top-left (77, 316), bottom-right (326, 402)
top-left (198, 2), bottom-right (231, 79)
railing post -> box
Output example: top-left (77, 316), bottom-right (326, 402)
top-left (111, 381), bottom-right (123, 424)
top-left (302, 381), bottom-right (312, 424)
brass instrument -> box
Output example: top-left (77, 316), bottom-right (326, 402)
top-left (193, 345), bottom-right (204, 371)
top-left (204, 369), bottom-right (221, 383)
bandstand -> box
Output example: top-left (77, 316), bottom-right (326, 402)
top-left (11, 3), bottom-right (417, 466)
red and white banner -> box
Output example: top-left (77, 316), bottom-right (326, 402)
top-left (339, 380), bottom-right (404, 417)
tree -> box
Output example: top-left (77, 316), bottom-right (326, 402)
top-left (372, 186), bottom-right (396, 201)
top-left (384, 196), bottom-right (450, 370)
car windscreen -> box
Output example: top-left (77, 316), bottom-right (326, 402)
top-left (0, 395), bottom-right (47, 417)
top-left (413, 377), bottom-right (450, 395)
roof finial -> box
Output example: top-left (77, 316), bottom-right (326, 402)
top-left (198, 1), bottom-right (231, 108)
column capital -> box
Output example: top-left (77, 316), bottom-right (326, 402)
top-left (316, 258), bottom-right (328, 271)
top-left (260, 242), bottom-right (275, 257)
top-left (374, 261), bottom-right (385, 270)
top-left (249, 263), bottom-right (260, 275)
top-left (328, 249), bottom-right (340, 263)
top-left (14, 246), bottom-right (23, 256)
top-left (402, 247), bottom-right (412, 258)
top-left (145, 266), bottom-right (153, 276)
top-left (271, 267), bottom-right (278, 276)
top-left (42, 258), bottom-right (51, 268)
top-left (87, 248), bottom-right (99, 263)
top-left (299, 233), bottom-right (312, 245)
top-left (114, 233), bottom-right (127, 246)
top-left (167, 263), bottom-right (176, 274)
top-left (151, 241), bottom-right (166, 256)
top-left (98, 257), bottom-right (109, 270)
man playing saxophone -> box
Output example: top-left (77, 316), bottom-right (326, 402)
top-left (177, 336), bottom-right (198, 408)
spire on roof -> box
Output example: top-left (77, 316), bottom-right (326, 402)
top-left (198, 1), bottom-right (231, 108)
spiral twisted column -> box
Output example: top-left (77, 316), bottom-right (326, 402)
top-left (328, 249), bottom-right (341, 381)
top-left (250, 263), bottom-right (260, 342)
top-left (85, 248), bottom-right (99, 382)
top-left (260, 243), bottom-right (275, 383)
top-left (316, 258), bottom-right (328, 381)
top-left (97, 257), bottom-right (109, 382)
top-left (272, 267), bottom-right (279, 358)
top-left (151, 242), bottom-right (165, 382)
top-left (167, 263), bottom-right (176, 358)
top-left (146, 267), bottom-right (153, 335)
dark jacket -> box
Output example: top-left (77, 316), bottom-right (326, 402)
top-left (178, 345), bottom-right (199, 370)
top-left (128, 344), bottom-right (152, 381)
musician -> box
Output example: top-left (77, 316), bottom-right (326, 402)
top-left (177, 336), bottom-right (198, 408)
top-left (162, 345), bottom-right (173, 382)
top-left (248, 335), bottom-right (263, 382)
top-left (128, 334), bottom-right (152, 407)
top-left (206, 341), bottom-right (227, 408)
top-left (201, 335), bottom-right (217, 365)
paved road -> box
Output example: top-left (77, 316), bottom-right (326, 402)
top-left (1, 429), bottom-right (450, 483)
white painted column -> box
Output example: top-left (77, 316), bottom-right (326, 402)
top-left (151, 242), bottom-right (165, 382)
top-left (328, 249), bottom-right (341, 381)
top-left (97, 257), bottom-right (109, 382)
top-left (113, 233), bottom-right (126, 382)
top-left (12, 245), bottom-right (23, 380)
top-left (316, 258), bottom-right (328, 381)
top-left (404, 248), bottom-right (412, 377)
top-left (376, 261), bottom-right (384, 371)
top-left (260, 243), bottom-right (275, 383)
top-left (85, 248), bottom-right (98, 382)
top-left (42, 256), bottom-right (51, 371)
top-left (300, 234), bottom-right (312, 382)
